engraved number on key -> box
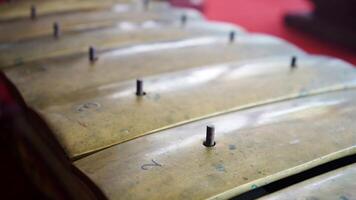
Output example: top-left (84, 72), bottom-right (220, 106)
top-left (141, 159), bottom-right (162, 170)
top-left (76, 102), bottom-right (100, 112)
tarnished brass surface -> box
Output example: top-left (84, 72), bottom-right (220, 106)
top-left (5, 34), bottom-right (303, 110)
top-left (74, 89), bottom-right (356, 200)
top-left (0, 21), bottom-right (243, 67)
top-left (259, 163), bottom-right (356, 200)
top-left (0, 0), bottom-right (129, 21)
top-left (0, 2), bottom-right (202, 43)
top-left (25, 55), bottom-right (356, 158)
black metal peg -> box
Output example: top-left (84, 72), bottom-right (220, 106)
top-left (181, 14), bottom-right (187, 27)
top-left (89, 46), bottom-right (97, 62)
top-left (229, 31), bottom-right (235, 43)
top-left (30, 5), bottom-right (37, 20)
top-left (136, 79), bottom-right (146, 96)
top-left (291, 56), bottom-right (297, 69)
top-left (203, 125), bottom-right (216, 147)
top-left (143, 0), bottom-right (149, 11)
top-left (53, 22), bottom-right (60, 38)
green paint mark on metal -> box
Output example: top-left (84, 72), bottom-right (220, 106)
top-left (229, 144), bottom-right (237, 150)
top-left (14, 57), bottom-right (24, 66)
top-left (213, 163), bottom-right (226, 173)
top-left (340, 195), bottom-right (349, 200)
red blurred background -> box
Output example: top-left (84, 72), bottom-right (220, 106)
top-left (173, 0), bottom-right (356, 65)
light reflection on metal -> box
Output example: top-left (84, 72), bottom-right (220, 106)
top-left (145, 97), bottom-right (346, 158)
top-left (109, 65), bottom-right (227, 99)
top-left (0, 2), bottom-right (205, 44)
top-left (0, 21), bottom-right (245, 68)
top-left (31, 55), bottom-right (356, 158)
top-left (107, 37), bottom-right (219, 57)
top-left (74, 90), bottom-right (356, 200)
